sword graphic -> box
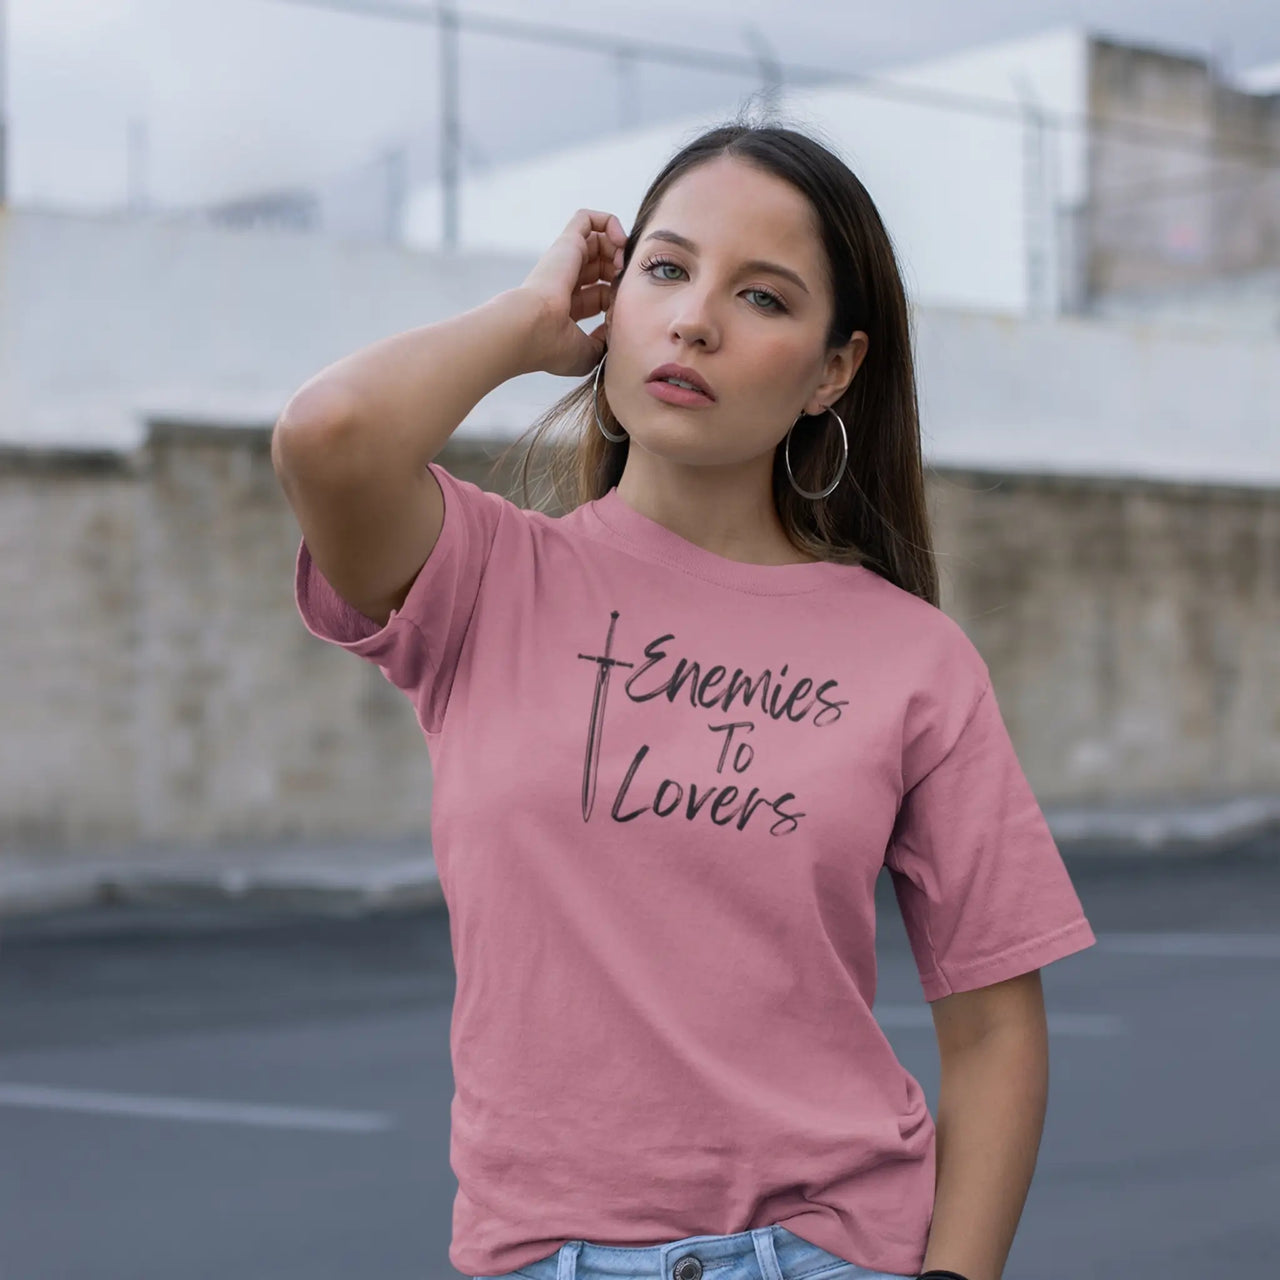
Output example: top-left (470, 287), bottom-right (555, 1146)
top-left (577, 610), bottom-right (634, 822)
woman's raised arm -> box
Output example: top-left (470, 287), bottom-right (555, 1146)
top-left (269, 208), bottom-right (628, 626)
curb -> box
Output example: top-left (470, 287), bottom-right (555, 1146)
top-left (1044, 793), bottom-right (1280, 858)
top-left (2, 795), bottom-right (1277, 923)
top-left (0, 845), bottom-right (444, 922)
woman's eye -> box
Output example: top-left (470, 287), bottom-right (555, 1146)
top-left (639, 258), bottom-right (787, 313)
top-left (641, 258), bottom-right (683, 280)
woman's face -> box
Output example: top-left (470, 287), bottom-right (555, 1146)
top-left (603, 154), bottom-right (866, 471)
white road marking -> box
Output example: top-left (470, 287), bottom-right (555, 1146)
top-left (3, 934), bottom-right (1266, 1127)
top-left (871, 931), bottom-right (1280, 1034)
top-left (0, 1083), bottom-right (393, 1132)
top-left (1093, 932), bottom-right (1280, 959)
top-left (873, 1006), bottom-right (1125, 1036)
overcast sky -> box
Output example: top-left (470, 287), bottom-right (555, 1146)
top-left (8, 0), bottom-right (1280, 215)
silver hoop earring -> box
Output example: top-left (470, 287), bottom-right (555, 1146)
top-left (784, 405), bottom-right (849, 500)
top-left (594, 354), bottom-right (628, 443)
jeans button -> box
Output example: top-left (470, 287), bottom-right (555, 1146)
top-left (672, 1256), bottom-right (703, 1280)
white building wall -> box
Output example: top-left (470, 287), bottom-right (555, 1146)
top-left (1, 206), bottom-right (1276, 490)
top-left (0, 206), bottom-right (547, 452)
top-left (403, 26), bottom-right (1091, 318)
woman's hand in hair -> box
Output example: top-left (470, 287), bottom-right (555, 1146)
top-left (518, 208), bottom-right (628, 378)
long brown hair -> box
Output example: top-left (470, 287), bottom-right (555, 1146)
top-left (491, 113), bottom-right (939, 606)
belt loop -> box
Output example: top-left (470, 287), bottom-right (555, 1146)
top-left (557, 1240), bottom-right (583, 1280)
top-left (751, 1227), bottom-right (785, 1280)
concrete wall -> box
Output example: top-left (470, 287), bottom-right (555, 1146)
top-left (0, 430), bottom-right (499, 856)
top-left (2, 424), bottom-right (1276, 857)
top-left (931, 468), bottom-right (1280, 797)
top-left (1086, 38), bottom-right (1280, 297)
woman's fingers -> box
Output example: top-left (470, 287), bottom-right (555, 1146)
top-left (592, 231), bottom-right (620, 280)
top-left (568, 280), bottom-right (610, 323)
top-left (574, 231), bottom-right (619, 289)
top-left (519, 210), bottom-right (622, 362)
top-left (573, 233), bottom-right (603, 287)
top-left (567, 208), bottom-right (627, 245)
top-left (566, 211), bottom-right (628, 276)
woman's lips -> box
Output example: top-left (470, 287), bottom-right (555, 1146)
top-left (645, 380), bottom-right (717, 408)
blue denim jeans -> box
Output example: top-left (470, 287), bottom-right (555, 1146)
top-left (472, 1224), bottom-right (916, 1280)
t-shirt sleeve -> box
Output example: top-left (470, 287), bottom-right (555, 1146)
top-left (885, 676), bottom-right (1097, 1002)
top-left (292, 460), bottom-right (505, 735)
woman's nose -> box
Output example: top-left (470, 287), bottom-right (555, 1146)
top-left (668, 293), bottom-right (719, 348)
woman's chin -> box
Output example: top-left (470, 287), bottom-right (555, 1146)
top-left (621, 431), bottom-right (765, 472)
top-left (622, 424), bottom-right (714, 456)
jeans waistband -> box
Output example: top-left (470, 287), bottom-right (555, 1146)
top-left (515, 1224), bottom-right (850, 1280)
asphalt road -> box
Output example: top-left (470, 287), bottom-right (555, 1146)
top-left (1, 841), bottom-right (1277, 1280)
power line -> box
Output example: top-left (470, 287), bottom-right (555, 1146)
top-left (255, 0), bottom-right (1280, 263)
top-left (267, 0), bottom-right (797, 80)
top-left (262, 0), bottom-right (1280, 170)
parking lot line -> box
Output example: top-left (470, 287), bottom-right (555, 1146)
top-left (1093, 932), bottom-right (1280, 958)
top-left (0, 1082), bottom-right (394, 1132)
top-left (872, 1005), bottom-right (1126, 1035)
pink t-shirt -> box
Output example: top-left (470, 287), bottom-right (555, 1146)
top-left (293, 460), bottom-right (1097, 1279)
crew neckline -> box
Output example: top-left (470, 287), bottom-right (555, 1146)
top-left (584, 484), bottom-right (865, 595)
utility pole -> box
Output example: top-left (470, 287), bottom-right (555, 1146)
top-left (127, 117), bottom-right (150, 212)
top-left (616, 47), bottom-right (640, 132)
top-left (0, 0), bottom-right (8, 205)
top-left (383, 141), bottom-right (407, 243)
top-left (1013, 74), bottom-right (1054, 318)
top-left (439, 0), bottom-right (460, 250)
top-left (742, 24), bottom-right (783, 120)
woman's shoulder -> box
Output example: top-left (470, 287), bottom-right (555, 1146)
top-left (427, 460), bottom-right (575, 530)
top-left (850, 564), bottom-right (990, 692)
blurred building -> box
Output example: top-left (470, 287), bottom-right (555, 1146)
top-left (401, 26), bottom-right (1280, 335)
top-left (1, 198), bottom-right (1277, 852)
top-left (202, 188), bottom-right (321, 234)
top-left (0, 24), bottom-right (1277, 854)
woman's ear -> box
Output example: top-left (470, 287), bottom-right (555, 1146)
top-left (818, 331), bottom-right (869, 406)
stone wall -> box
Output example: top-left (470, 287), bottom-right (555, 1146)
top-left (2, 424), bottom-right (1276, 856)
top-left (930, 466), bottom-right (1279, 795)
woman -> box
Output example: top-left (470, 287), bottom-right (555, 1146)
top-left (273, 120), bottom-right (1097, 1280)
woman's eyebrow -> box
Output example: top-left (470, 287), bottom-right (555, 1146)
top-left (640, 228), bottom-right (810, 295)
